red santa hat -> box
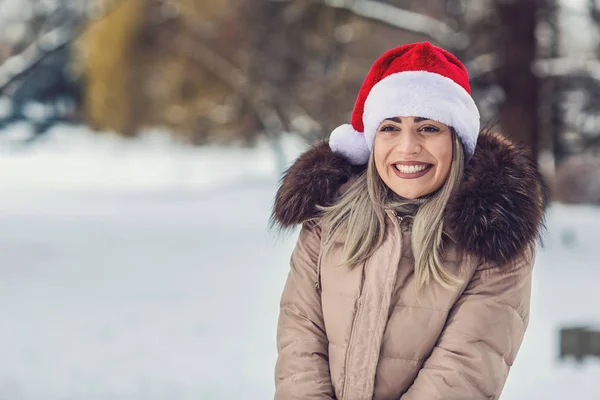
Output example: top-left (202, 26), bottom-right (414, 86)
top-left (329, 42), bottom-right (480, 165)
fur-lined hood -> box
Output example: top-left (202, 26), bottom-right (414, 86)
top-left (272, 131), bottom-right (548, 264)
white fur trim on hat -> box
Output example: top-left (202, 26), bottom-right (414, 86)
top-left (329, 123), bottom-right (370, 165)
top-left (363, 70), bottom-right (480, 157)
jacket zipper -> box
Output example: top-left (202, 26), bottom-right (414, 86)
top-left (342, 212), bottom-right (403, 398)
top-left (341, 258), bottom-right (367, 398)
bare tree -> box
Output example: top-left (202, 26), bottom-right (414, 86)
top-left (495, 0), bottom-right (540, 159)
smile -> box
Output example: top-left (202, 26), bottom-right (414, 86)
top-left (392, 163), bottom-right (433, 179)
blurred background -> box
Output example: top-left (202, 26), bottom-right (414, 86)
top-left (0, 0), bottom-right (599, 398)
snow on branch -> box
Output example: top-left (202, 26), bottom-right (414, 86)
top-left (322, 0), bottom-right (467, 48)
top-left (466, 53), bottom-right (500, 79)
top-left (468, 55), bottom-right (600, 81)
top-left (0, 24), bottom-right (73, 94)
top-left (534, 57), bottom-right (600, 80)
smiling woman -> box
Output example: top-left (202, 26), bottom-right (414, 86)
top-left (374, 117), bottom-right (454, 199)
top-left (271, 42), bottom-right (546, 400)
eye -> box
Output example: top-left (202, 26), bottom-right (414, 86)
top-left (379, 125), bottom-right (399, 133)
top-left (419, 125), bottom-right (440, 134)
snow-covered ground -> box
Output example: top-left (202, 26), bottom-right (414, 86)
top-left (1, 124), bottom-right (599, 399)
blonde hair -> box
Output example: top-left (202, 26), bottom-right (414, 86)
top-left (318, 132), bottom-right (465, 290)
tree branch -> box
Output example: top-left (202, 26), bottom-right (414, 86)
top-left (465, 52), bottom-right (500, 80)
top-left (174, 16), bottom-right (322, 137)
top-left (0, 24), bottom-right (74, 94)
top-left (0, 0), bottom-right (127, 96)
top-left (534, 56), bottom-right (600, 80)
top-left (322, 0), bottom-right (468, 48)
top-left (169, 33), bottom-right (285, 133)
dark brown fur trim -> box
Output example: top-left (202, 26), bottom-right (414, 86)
top-left (270, 141), bottom-right (354, 229)
top-left (444, 132), bottom-right (548, 264)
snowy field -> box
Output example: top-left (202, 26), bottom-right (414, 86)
top-left (1, 124), bottom-right (599, 399)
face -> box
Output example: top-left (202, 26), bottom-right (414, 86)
top-left (373, 116), bottom-right (453, 199)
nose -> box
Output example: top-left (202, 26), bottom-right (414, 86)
top-left (395, 130), bottom-right (421, 155)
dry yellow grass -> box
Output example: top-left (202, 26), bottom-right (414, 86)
top-left (76, 0), bottom-right (143, 135)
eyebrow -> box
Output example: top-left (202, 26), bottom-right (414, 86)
top-left (384, 117), bottom-right (430, 123)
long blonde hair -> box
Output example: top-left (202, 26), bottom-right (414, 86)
top-left (318, 132), bottom-right (465, 290)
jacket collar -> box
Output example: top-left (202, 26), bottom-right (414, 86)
top-left (271, 131), bottom-right (548, 264)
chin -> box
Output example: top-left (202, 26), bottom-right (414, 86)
top-left (394, 189), bottom-right (425, 200)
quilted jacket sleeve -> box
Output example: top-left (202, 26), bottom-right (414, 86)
top-left (274, 222), bottom-right (335, 399)
top-left (400, 247), bottom-right (536, 400)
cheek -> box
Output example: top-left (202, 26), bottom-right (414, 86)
top-left (439, 147), bottom-right (453, 177)
top-left (423, 138), bottom-right (453, 187)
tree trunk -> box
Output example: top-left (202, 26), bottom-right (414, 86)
top-left (495, 0), bottom-right (540, 160)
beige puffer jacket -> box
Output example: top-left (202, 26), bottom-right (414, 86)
top-left (271, 132), bottom-right (546, 400)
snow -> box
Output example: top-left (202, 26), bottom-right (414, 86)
top-left (557, 0), bottom-right (600, 56)
top-left (502, 204), bottom-right (600, 400)
top-left (1, 124), bottom-right (599, 399)
top-left (0, 123), bottom-right (305, 191)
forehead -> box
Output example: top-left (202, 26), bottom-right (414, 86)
top-left (384, 117), bottom-right (436, 123)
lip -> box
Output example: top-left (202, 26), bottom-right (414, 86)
top-left (393, 161), bottom-right (429, 166)
top-left (391, 162), bottom-right (433, 179)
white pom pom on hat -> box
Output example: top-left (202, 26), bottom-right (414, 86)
top-left (329, 124), bottom-right (370, 165)
top-left (329, 42), bottom-right (480, 165)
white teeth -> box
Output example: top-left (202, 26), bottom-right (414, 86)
top-left (394, 164), bottom-right (428, 174)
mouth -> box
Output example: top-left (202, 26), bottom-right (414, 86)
top-left (391, 162), bottom-right (433, 179)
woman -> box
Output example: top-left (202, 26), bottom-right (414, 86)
top-left (271, 42), bottom-right (546, 400)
